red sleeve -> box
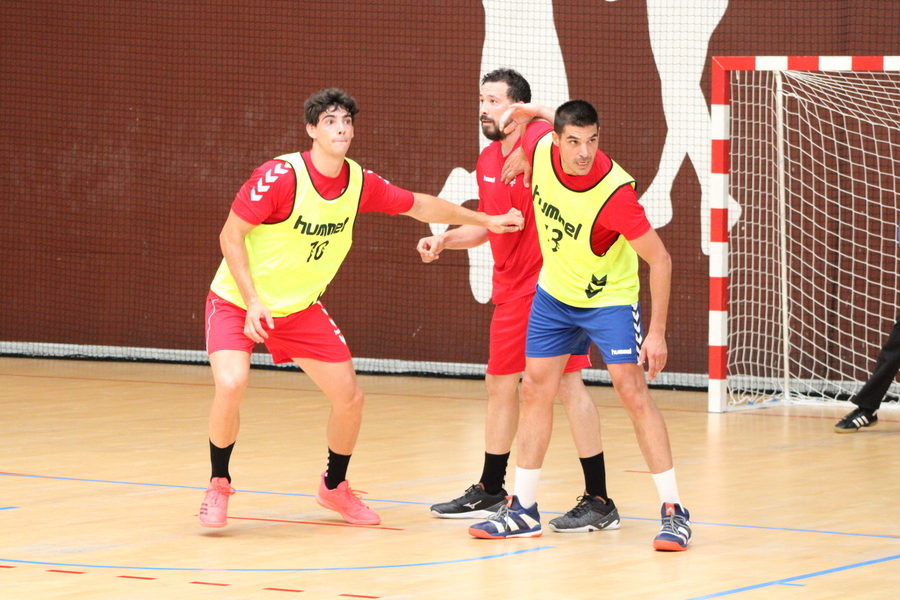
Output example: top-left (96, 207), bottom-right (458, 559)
top-left (597, 185), bottom-right (652, 241)
top-left (521, 119), bottom-right (553, 161)
top-left (231, 160), bottom-right (296, 225)
top-left (358, 169), bottom-right (415, 214)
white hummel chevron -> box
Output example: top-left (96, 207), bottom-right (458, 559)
top-left (250, 189), bottom-right (263, 202)
top-left (274, 163), bottom-right (289, 174)
top-left (256, 179), bottom-right (270, 193)
top-left (264, 169), bottom-right (278, 183)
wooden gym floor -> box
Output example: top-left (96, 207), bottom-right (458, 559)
top-left (0, 357), bottom-right (898, 599)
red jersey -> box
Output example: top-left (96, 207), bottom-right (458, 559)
top-left (230, 151), bottom-right (414, 225)
top-left (522, 133), bottom-right (650, 252)
top-left (477, 120), bottom-right (553, 303)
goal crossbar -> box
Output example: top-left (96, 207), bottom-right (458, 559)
top-left (709, 56), bottom-right (900, 412)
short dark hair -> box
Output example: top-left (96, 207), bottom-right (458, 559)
top-left (554, 100), bottom-right (599, 134)
top-left (481, 68), bottom-right (531, 104)
top-left (304, 88), bottom-right (360, 126)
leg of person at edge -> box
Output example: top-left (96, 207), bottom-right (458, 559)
top-left (417, 69), bottom-right (619, 535)
top-left (198, 88), bottom-right (524, 528)
top-left (834, 314), bottom-right (900, 433)
top-left (466, 98), bottom-right (691, 550)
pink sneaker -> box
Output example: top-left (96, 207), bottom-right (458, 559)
top-left (198, 477), bottom-right (235, 528)
top-left (315, 473), bottom-right (381, 525)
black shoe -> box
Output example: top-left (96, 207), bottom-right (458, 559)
top-left (430, 483), bottom-right (508, 519)
top-left (834, 407), bottom-right (878, 433)
top-left (549, 495), bottom-right (620, 533)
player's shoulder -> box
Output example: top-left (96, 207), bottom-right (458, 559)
top-left (524, 119), bottom-right (553, 136)
top-left (249, 158), bottom-right (295, 181)
top-left (362, 167), bottom-right (391, 186)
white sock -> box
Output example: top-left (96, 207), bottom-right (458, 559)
top-left (513, 467), bottom-right (542, 509)
top-left (651, 467), bottom-right (681, 506)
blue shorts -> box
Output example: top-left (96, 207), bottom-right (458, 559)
top-left (526, 286), bottom-right (643, 365)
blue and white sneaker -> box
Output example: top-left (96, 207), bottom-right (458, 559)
top-left (653, 503), bottom-right (691, 551)
top-left (468, 496), bottom-right (542, 539)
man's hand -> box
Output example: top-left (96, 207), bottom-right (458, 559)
top-left (500, 103), bottom-right (542, 135)
top-left (416, 234), bottom-right (446, 263)
top-left (484, 208), bottom-right (524, 233)
top-left (244, 298), bottom-right (274, 343)
top-left (500, 146), bottom-right (532, 186)
top-left (639, 331), bottom-right (668, 382)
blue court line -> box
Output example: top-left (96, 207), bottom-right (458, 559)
top-left (0, 507), bottom-right (17, 511)
top-left (0, 546), bottom-right (553, 572)
top-left (684, 552), bottom-right (900, 599)
top-left (3, 472), bottom-right (899, 540)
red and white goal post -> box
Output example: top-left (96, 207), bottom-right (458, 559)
top-left (709, 56), bottom-right (900, 412)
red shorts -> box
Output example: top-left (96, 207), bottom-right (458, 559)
top-left (487, 293), bottom-right (591, 376)
top-left (205, 291), bottom-right (352, 364)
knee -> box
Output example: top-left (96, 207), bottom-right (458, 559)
top-left (521, 375), bottom-right (553, 406)
top-left (214, 370), bottom-right (249, 400)
top-left (333, 386), bottom-right (365, 415)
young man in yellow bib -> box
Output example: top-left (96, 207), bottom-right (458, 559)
top-left (468, 99), bottom-right (691, 551)
top-left (199, 88), bottom-right (524, 529)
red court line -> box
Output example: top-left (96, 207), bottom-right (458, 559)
top-left (118, 575), bottom-right (157, 580)
top-left (227, 515), bottom-right (402, 531)
top-left (338, 595), bottom-right (380, 599)
top-left (47, 569), bottom-right (84, 574)
top-left (190, 581), bottom-right (230, 586)
top-left (0, 565), bottom-right (16, 569)
top-left (263, 588), bottom-right (305, 593)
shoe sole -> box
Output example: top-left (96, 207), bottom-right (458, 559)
top-left (834, 422), bottom-right (876, 433)
top-left (549, 519), bottom-right (621, 533)
top-left (198, 516), bottom-right (226, 528)
top-left (468, 527), bottom-right (542, 539)
top-left (316, 495), bottom-right (381, 525)
top-left (430, 508), bottom-right (505, 519)
top-left (653, 539), bottom-right (688, 551)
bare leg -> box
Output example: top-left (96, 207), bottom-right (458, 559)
top-left (607, 362), bottom-right (673, 474)
top-left (208, 350), bottom-right (251, 448)
top-left (293, 358), bottom-right (364, 456)
top-left (517, 355), bottom-right (568, 469)
top-left (484, 372), bottom-right (521, 455)
top-left (557, 370), bottom-right (603, 458)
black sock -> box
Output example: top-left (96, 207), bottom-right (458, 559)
top-left (210, 440), bottom-right (235, 483)
top-left (480, 452), bottom-right (510, 495)
top-left (324, 449), bottom-right (351, 490)
top-left (580, 452), bottom-right (608, 500)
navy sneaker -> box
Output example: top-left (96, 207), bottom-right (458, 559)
top-left (430, 483), bottom-right (508, 519)
top-left (834, 407), bottom-right (878, 433)
top-left (468, 496), bottom-right (542, 539)
top-left (653, 503), bottom-right (691, 551)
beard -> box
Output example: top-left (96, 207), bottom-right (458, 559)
top-left (481, 117), bottom-right (507, 142)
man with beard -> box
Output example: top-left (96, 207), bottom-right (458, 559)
top-left (467, 98), bottom-right (690, 551)
top-left (417, 70), bottom-right (619, 535)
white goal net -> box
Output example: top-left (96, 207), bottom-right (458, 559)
top-left (724, 66), bottom-right (900, 408)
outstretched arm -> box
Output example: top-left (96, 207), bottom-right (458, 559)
top-left (416, 225), bottom-right (489, 263)
top-left (628, 227), bottom-right (672, 381)
top-left (403, 193), bottom-right (523, 233)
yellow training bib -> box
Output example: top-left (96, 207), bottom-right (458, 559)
top-left (210, 153), bottom-right (363, 317)
top-left (530, 134), bottom-right (639, 308)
